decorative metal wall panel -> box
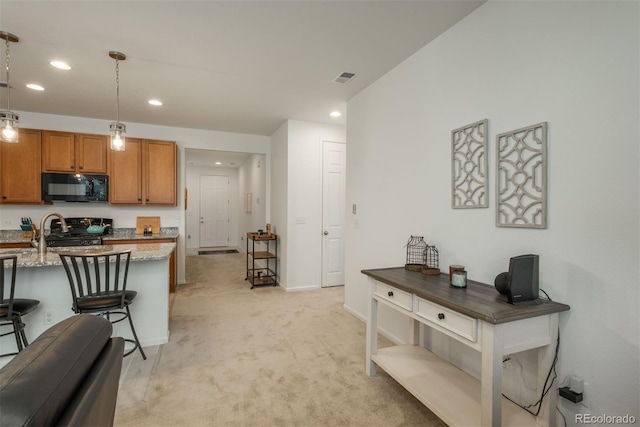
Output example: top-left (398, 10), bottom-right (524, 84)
top-left (451, 119), bottom-right (488, 208)
top-left (496, 122), bottom-right (547, 228)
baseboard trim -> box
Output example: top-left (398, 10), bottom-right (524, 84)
top-left (342, 303), bottom-right (405, 345)
top-left (343, 304), bottom-right (365, 322)
top-left (284, 284), bottom-right (321, 292)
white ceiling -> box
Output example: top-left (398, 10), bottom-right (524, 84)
top-left (0, 1), bottom-right (484, 137)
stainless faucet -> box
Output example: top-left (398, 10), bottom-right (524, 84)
top-left (31, 212), bottom-right (69, 254)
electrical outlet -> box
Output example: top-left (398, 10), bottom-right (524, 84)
top-left (44, 309), bottom-right (55, 325)
top-left (580, 382), bottom-right (590, 409)
top-left (2, 219), bottom-right (12, 226)
top-left (570, 375), bottom-right (584, 394)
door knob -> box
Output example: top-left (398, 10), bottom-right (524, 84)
top-left (323, 231), bottom-right (329, 235)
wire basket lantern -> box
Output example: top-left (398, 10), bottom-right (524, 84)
top-left (421, 245), bottom-right (440, 275)
top-left (405, 236), bottom-right (427, 271)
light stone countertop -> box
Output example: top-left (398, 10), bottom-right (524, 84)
top-left (0, 242), bottom-right (176, 268)
top-left (103, 227), bottom-right (179, 241)
top-left (0, 227), bottom-right (178, 245)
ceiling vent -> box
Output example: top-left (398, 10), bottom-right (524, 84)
top-left (332, 72), bottom-right (355, 84)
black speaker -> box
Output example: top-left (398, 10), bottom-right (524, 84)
top-left (494, 254), bottom-right (542, 306)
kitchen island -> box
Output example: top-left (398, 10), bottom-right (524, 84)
top-left (0, 242), bottom-right (174, 364)
top-left (0, 227), bottom-right (179, 292)
top-left (103, 228), bottom-right (179, 292)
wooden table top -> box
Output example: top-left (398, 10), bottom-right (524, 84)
top-left (362, 267), bottom-right (570, 324)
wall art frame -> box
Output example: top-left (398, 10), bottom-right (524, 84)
top-left (451, 119), bottom-right (488, 209)
top-left (496, 121), bottom-right (547, 229)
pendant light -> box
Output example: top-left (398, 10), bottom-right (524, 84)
top-left (0, 31), bottom-right (19, 144)
top-left (109, 51), bottom-right (126, 151)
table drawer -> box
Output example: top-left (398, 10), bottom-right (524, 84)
top-left (415, 297), bottom-right (478, 342)
top-left (374, 282), bottom-right (413, 311)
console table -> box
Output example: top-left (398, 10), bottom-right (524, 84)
top-left (362, 267), bottom-right (570, 427)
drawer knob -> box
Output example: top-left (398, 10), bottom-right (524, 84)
top-left (438, 313), bottom-right (445, 320)
top-left (388, 291), bottom-right (394, 297)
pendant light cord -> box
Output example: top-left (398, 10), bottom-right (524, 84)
top-left (5, 37), bottom-right (10, 111)
top-left (115, 56), bottom-right (120, 123)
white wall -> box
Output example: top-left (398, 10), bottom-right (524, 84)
top-left (270, 122), bottom-right (288, 287)
top-left (286, 120), bottom-right (347, 290)
top-left (1, 111), bottom-right (271, 285)
top-left (272, 120), bottom-right (346, 291)
top-left (345, 0), bottom-right (639, 423)
top-left (238, 153), bottom-right (267, 248)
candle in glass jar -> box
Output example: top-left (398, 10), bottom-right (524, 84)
top-left (451, 270), bottom-right (467, 288)
top-left (449, 265), bottom-right (465, 283)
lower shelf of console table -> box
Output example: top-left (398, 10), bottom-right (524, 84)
top-left (373, 345), bottom-right (535, 426)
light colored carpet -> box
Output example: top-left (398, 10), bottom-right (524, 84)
top-left (114, 253), bottom-right (446, 427)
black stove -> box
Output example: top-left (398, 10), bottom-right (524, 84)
top-left (46, 217), bottom-right (113, 247)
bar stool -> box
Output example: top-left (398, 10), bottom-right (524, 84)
top-left (1, 255), bottom-right (40, 357)
top-left (58, 250), bottom-right (146, 360)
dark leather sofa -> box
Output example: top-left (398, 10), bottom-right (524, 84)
top-left (0, 314), bottom-right (124, 427)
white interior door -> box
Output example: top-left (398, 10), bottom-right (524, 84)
top-left (200, 175), bottom-right (230, 247)
top-left (322, 141), bottom-right (346, 287)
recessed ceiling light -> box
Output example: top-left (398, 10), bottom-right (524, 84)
top-left (148, 99), bottom-right (163, 106)
top-left (215, 162), bottom-right (222, 165)
top-left (26, 83), bottom-right (45, 91)
top-left (50, 60), bottom-right (71, 70)
top-left (330, 111), bottom-right (341, 118)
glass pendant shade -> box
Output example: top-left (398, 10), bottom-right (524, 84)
top-left (0, 110), bottom-right (19, 143)
top-left (109, 121), bottom-right (126, 151)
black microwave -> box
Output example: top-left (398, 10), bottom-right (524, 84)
top-left (42, 173), bottom-right (108, 202)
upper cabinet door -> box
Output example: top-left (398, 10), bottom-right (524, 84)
top-left (145, 140), bottom-right (177, 205)
top-left (76, 133), bottom-right (108, 173)
top-left (109, 139), bottom-right (176, 206)
top-left (42, 131), bottom-right (75, 172)
top-left (42, 131), bottom-right (108, 174)
top-left (1, 129), bottom-right (42, 204)
top-left (109, 138), bottom-right (143, 204)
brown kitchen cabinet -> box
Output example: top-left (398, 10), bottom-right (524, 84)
top-left (109, 138), bottom-right (143, 204)
top-left (42, 131), bottom-right (108, 174)
top-left (0, 128), bottom-right (42, 204)
top-left (109, 139), bottom-right (176, 205)
top-left (104, 238), bottom-right (177, 293)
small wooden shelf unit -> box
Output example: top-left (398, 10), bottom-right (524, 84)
top-left (245, 233), bottom-right (277, 289)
